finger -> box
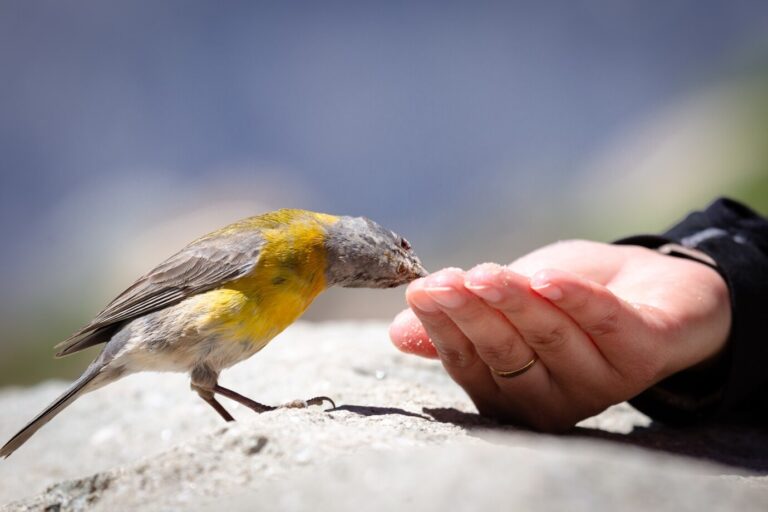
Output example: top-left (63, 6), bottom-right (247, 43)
top-left (406, 274), bottom-right (500, 406)
top-left (388, 308), bottom-right (439, 359)
top-left (464, 265), bottom-right (615, 392)
top-left (421, 266), bottom-right (557, 423)
top-left (421, 266), bottom-right (542, 381)
top-left (529, 268), bottom-right (648, 377)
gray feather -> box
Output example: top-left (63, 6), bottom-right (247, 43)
top-left (55, 229), bottom-right (265, 357)
top-left (55, 324), bottom-right (122, 357)
top-left (324, 216), bottom-right (427, 288)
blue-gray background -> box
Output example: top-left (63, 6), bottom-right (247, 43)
top-left (2, 0), bottom-right (768, 385)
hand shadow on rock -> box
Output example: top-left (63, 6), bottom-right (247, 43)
top-left (421, 407), bottom-right (768, 473)
top-left (422, 407), bottom-right (500, 428)
top-left (572, 421), bottom-right (768, 473)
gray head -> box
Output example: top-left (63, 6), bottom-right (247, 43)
top-left (323, 216), bottom-right (428, 288)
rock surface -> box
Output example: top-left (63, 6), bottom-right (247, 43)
top-left (0, 322), bottom-right (766, 511)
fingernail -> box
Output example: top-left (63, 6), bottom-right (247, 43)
top-left (409, 293), bottom-right (440, 313)
top-left (530, 278), bottom-right (563, 301)
top-left (464, 283), bottom-right (503, 303)
top-left (425, 286), bottom-right (466, 308)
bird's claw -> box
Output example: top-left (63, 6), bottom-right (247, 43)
top-left (281, 396), bottom-right (336, 410)
top-left (307, 396), bottom-right (336, 409)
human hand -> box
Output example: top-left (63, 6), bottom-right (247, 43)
top-left (389, 240), bottom-right (731, 431)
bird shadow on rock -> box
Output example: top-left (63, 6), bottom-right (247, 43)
top-left (329, 404), bottom-right (432, 420)
top-left (420, 407), bottom-right (768, 473)
top-left (330, 404), bottom-right (497, 427)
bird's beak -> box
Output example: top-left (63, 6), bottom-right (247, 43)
top-left (412, 261), bottom-right (429, 279)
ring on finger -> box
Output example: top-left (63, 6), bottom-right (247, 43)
top-left (490, 355), bottom-right (539, 378)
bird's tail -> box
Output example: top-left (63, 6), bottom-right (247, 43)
top-left (1, 365), bottom-right (103, 458)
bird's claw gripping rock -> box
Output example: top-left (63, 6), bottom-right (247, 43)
top-left (281, 396), bottom-right (336, 410)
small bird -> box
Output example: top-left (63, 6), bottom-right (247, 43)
top-left (1, 209), bottom-right (427, 457)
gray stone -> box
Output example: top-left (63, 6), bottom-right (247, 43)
top-left (0, 322), bottom-right (766, 511)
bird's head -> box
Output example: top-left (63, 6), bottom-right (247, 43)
top-left (323, 216), bottom-right (428, 288)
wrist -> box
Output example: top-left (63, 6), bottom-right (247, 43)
top-left (628, 252), bottom-right (732, 424)
top-left (619, 198), bottom-right (768, 423)
top-left (666, 255), bottom-right (732, 376)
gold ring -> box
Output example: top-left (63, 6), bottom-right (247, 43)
top-left (490, 355), bottom-right (539, 378)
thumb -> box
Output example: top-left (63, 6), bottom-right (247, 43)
top-left (388, 308), bottom-right (439, 359)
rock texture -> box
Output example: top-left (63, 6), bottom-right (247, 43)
top-left (0, 322), bottom-right (766, 511)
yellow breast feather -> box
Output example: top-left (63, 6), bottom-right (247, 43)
top-left (200, 213), bottom-right (336, 345)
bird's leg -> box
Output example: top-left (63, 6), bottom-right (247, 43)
top-left (194, 385), bottom-right (235, 422)
top-left (212, 384), bottom-right (276, 413)
top-left (191, 365), bottom-right (235, 422)
top-left (213, 384), bottom-right (336, 413)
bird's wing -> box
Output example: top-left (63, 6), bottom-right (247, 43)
top-left (55, 229), bottom-right (264, 356)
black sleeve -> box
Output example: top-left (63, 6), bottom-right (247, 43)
top-left (613, 197), bottom-right (768, 424)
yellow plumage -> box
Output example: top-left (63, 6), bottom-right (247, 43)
top-left (202, 211), bottom-right (338, 348)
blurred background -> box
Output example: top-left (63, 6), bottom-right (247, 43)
top-left (1, 0), bottom-right (767, 387)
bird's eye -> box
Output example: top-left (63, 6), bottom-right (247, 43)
top-left (397, 262), bottom-right (407, 274)
top-left (399, 237), bottom-right (411, 251)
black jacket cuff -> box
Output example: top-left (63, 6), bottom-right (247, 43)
top-left (614, 198), bottom-right (768, 424)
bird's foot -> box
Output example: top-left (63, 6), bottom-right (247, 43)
top-left (280, 396), bottom-right (336, 410)
top-left (206, 384), bottom-right (336, 416)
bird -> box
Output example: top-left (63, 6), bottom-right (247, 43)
top-left (0, 209), bottom-right (427, 458)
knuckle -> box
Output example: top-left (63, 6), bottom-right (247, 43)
top-left (499, 296), bottom-right (526, 314)
top-left (523, 325), bottom-right (568, 351)
top-left (449, 304), bottom-right (485, 323)
top-left (474, 341), bottom-right (519, 367)
top-left (566, 286), bottom-right (592, 311)
top-left (584, 307), bottom-right (621, 338)
top-left (436, 345), bottom-right (477, 369)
